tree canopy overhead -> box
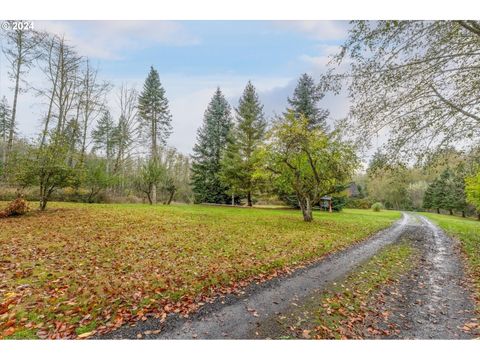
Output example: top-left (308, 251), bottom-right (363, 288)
top-left (334, 21), bottom-right (480, 162)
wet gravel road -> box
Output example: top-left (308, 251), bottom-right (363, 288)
top-left (100, 212), bottom-right (476, 339)
top-left (363, 215), bottom-right (477, 339)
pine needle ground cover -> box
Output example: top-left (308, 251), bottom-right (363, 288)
top-left (0, 203), bottom-right (400, 339)
top-left (423, 213), bottom-right (480, 308)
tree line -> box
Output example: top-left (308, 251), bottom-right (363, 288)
top-left (5, 21), bottom-right (477, 221)
top-left (328, 20), bottom-right (480, 219)
top-left (0, 25), bottom-right (191, 209)
top-left (190, 74), bottom-right (357, 221)
top-left (346, 148), bottom-right (480, 219)
top-left (1, 24), bottom-right (358, 221)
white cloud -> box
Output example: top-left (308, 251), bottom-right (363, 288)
top-left (163, 74), bottom-right (292, 155)
top-left (34, 21), bottom-right (200, 60)
top-left (1, 66), bottom-right (293, 155)
top-left (276, 20), bottom-right (348, 41)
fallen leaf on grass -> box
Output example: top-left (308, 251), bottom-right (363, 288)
top-left (2, 327), bottom-right (16, 337)
top-left (302, 330), bottom-right (311, 339)
top-left (77, 331), bottom-right (95, 339)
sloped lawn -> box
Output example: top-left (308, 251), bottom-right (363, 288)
top-left (0, 203), bottom-right (400, 339)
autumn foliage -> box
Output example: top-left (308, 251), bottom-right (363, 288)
top-left (0, 203), bottom-right (400, 339)
top-left (0, 197), bottom-right (30, 218)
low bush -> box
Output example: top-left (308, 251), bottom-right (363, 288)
top-left (371, 202), bottom-right (384, 212)
top-left (345, 198), bottom-right (373, 209)
top-left (0, 197), bottom-right (30, 218)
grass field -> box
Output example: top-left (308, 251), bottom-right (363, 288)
top-left (0, 202), bottom-right (400, 339)
top-left (422, 212), bottom-right (480, 307)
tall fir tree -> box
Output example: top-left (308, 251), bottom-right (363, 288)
top-left (220, 81), bottom-right (266, 206)
top-left (287, 73), bottom-right (329, 131)
top-left (92, 110), bottom-right (118, 174)
top-left (138, 66), bottom-right (172, 203)
top-left (423, 181), bottom-right (435, 210)
top-left (437, 168), bottom-right (456, 215)
top-left (191, 88), bottom-right (233, 204)
top-left (424, 168), bottom-right (467, 215)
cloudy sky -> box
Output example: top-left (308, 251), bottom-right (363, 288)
top-left (0, 20), bottom-right (351, 155)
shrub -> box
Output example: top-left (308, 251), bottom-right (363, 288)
top-left (332, 196), bottom-right (347, 212)
top-left (0, 197), bottom-right (30, 218)
top-left (371, 202), bottom-right (384, 212)
top-left (346, 198), bottom-right (373, 209)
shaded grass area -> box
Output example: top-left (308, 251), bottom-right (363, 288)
top-left (0, 202), bottom-right (400, 339)
top-left (290, 242), bottom-right (415, 339)
top-left (422, 212), bottom-right (480, 308)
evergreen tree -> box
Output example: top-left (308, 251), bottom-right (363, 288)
top-left (191, 88), bottom-right (233, 204)
top-left (424, 168), bottom-right (466, 215)
top-left (220, 81), bottom-right (267, 206)
top-left (138, 66), bottom-right (172, 203)
top-left (437, 169), bottom-right (456, 215)
top-left (92, 110), bottom-right (118, 173)
top-left (287, 73), bottom-right (329, 131)
top-left (423, 182), bottom-right (435, 210)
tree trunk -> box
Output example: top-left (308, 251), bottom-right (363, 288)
top-left (247, 191), bottom-right (252, 207)
top-left (8, 35), bottom-right (23, 158)
top-left (299, 196), bottom-right (313, 222)
top-left (231, 192), bottom-right (235, 206)
top-left (449, 209), bottom-right (453, 215)
top-left (166, 190), bottom-right (175, 205)
top-left (151, 184), bottom-right (157, 204)
top-left (40, 42), bottom-right (59, 149)
top-left (2, 126), bottom-right (6, 172)
top-left (39, 196), bottom-right (47, 211)
top-left (436, 208), bottom-right (440, 214)
top-left (151, 109), bottom-right (157, 205)
top-left (146, 191), bottom-right (153, 205)
top-left (462, 210), bottom-right (465, 218)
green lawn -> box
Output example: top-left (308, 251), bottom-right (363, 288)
top-left (422, 212), bottom-right (480, 307)
top-left (0, 202), bottom-right (400, 339)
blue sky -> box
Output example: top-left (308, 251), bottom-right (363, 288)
top-left (0, 20), bottom-right (350, 154)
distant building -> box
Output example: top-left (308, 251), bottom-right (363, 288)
top-left (346, 182), bottom-right (360, 198)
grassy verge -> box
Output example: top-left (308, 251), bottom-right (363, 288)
top-left (0, 202), bottom-right (400, 339)
top-left (294, 242), bottom-right (415, 339)
top-left (422, 213), bottom-right (480, 309)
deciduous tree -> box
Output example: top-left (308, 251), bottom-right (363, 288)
top-left (334, 21), bottom-right (480, 161)
top-left (2, 22), bottom-right (44, 159)
top-left (262, 112), bottom-right (358, 222)
top-left (466, 170), bottom-right (480, 220)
